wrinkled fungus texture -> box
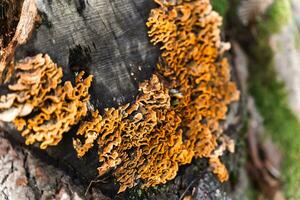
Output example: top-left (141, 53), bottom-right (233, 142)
top-left (0, 54), bottom-right (92, 149)
top-left (0, 0), bottom-right (240, 193)
top-left (73, 0), bottom-right (239, 193)
top-left (74, 75), bottom-right (191, 192)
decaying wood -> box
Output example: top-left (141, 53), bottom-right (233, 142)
top-left (0, 131), bottom-right (111, 200)
top-left (0, 0), bottom-right (38, 83)
top-left (0, 0), bottom-right (246, 199)
top-left (14, 0), bottom-right (159, 108)
top-left (1, 0), bottom-right (159, 193)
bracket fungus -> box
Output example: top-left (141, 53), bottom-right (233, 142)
top-left (0, 0), bottom-right (240, 194)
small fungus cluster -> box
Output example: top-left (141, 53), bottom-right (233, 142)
top-left (0, 0), bottom-right (240, 193)
top-left (146, 0), bottom-right (240, 182)
top-left (0, 54), bottom-right (92, 149)
top-left (74, 75), bottom-right (192, 192)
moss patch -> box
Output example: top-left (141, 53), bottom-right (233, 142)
top-left (294, 30), bottom-right (300, 50)
top-left (211, 0), bottom-right (229, 17)
top-left (247, 0), bottom-right (300, 198)
top-left (257, 0), bottom-right (291, 37)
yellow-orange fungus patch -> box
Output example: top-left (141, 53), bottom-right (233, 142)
top-left (74, 75), bottom-right (192, 192)
top-left (73, 0), bottom-right (239, 192)
top-left (0, 0), bottom-right (240, 193)
top-left (0, 54), bottom-right (93, 149)
top-left (147, 0), bottom-right (239, 182)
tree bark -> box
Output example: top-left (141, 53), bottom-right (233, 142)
top-left (0, 131), bottom-right (111, 200)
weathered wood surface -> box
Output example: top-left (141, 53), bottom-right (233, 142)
top-left (15, 0), bottom-right (159, 108)
top-left (0, 130), bottom-right (236, 200)
top-left (0, 131), bottom-right (111, 200)
top-left (1, 0), bottom-right (159, 194)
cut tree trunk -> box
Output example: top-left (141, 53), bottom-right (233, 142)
top-left (0, 0), bottom-right (246, 199)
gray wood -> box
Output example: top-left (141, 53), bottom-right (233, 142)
top-left (2, 0), bottom-right (161, 197)
top-left (0, 131), bottom-right (110, 200)
top-left (15, 0), bottom-right (158, 108)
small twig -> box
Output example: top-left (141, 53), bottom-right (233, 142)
top-left (179, 178), bottom-right (199, 200)
top-left (84, 175), bottom-right (109, 196)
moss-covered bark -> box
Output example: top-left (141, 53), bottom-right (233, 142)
top-left (227, 0), bottom-right (300, 198)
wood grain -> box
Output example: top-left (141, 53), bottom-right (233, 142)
top-left (15, 0), bottom-right (159, 108)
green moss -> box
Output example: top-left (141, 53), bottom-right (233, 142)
top-left (249, 60), bottom-right (300, 199)
top-left (247, 0), bottom-right (300, 198)
top-left (211, 0), bottom-right (229, 17)
top-left (247, 186), bottom-right (259, 200)
top-left (294, 31), bottom-right (300, 50)
top-left (257, 0), bottom-right (291, 37)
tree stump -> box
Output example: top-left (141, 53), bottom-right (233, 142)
top-left (0, 0), bottom-right (246, 199)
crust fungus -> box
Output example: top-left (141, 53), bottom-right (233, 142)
top-left (74, 75), bottom-right (193, 192)
top-left (0, 54), bottom-right (63, 122)
top-left (74, 0), bottom-right (239, 192)
top-left (0, 54), bottom-right (93, 149)
top-left (147, 0), bottom-right (240, 183)
top-left (0, 0), bottom-right (240, 193)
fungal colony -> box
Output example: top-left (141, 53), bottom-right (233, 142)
top-left (0, 0), bottom-right (239, 193)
